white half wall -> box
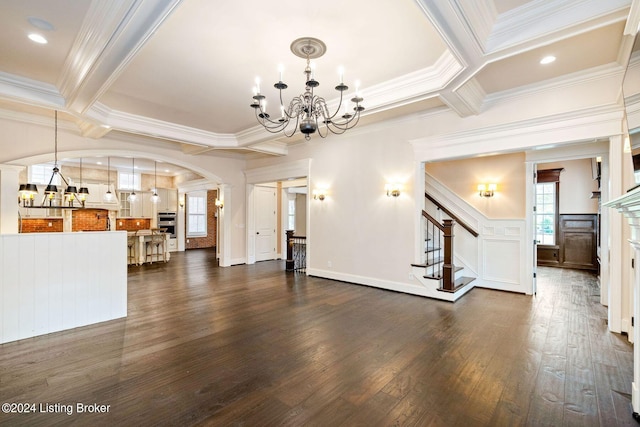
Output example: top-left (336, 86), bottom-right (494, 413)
top-left (0, 231), bottom-right (127, 344)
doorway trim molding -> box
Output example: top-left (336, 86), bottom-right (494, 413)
top-left (245, 159), bottom-right (311, 265)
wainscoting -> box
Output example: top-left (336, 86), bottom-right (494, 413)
top-left (538, 213), bottom-right (598, 271)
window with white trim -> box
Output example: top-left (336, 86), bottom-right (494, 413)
top-left (118, 172), bottom-right (141, 191)
top-left (29, 163), bottom-right (59, 185)
top-left (187, 192), bottom-right (207, 237)
top-left (535, 182), bottom-right (556, 245)
top-left (287, 197), bottom-right (295, 230)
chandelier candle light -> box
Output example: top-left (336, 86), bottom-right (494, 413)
top-left (251, 37), bottom-right (364, 140)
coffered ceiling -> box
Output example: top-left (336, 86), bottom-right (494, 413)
top-left (0, 0), bottom-right (635, 159)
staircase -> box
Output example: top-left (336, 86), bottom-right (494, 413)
top-left (410, 199), bottom-right (477, 302)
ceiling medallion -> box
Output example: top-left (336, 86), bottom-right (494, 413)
top-left (250, 37), bottom-right (364, 140)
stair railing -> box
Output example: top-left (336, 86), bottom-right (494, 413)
top-left (425, 192), bottom-right (479, 237)
top-left (422, 211), bottom-right (455, 291)
top-left (285, 229), bottom-right (306, 273)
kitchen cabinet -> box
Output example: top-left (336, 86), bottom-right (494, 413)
top-left (156, 188), bottom-right (178, 212)
top-left (118, 191), bottom-right (155, 218)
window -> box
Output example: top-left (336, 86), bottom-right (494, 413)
top-left (287, 197), bottom-right (295, 230)
top-left (118, 172), bottom-right (140, 191)
top-left (187, 192), bottom-right (207, 237)
top-left (535, 182), bottom-right (556, 245)
top-left (535, 168), bottom-right (562, 246)
top-left (29, 163), bottom-right (59, 185)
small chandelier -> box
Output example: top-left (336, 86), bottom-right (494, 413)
top-left (250, 37), bottom-right (364, 140)
top-left (37, 111), bottom-right (84, 208)
top-left (150, 161), bottom-right (160, 204)
top-left (128, 157), bottom-right (137, 203)
top-left (104, 156), bottom-right (114, 202)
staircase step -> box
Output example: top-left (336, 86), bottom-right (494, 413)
top-left (425, 256), bottom-right (444, 266)
top-left (424, 265), bottom-right (462, 280)
top-left (437, 276), bottom-right (476, 293)
top-left (425, 246), bottom-right (441, 254)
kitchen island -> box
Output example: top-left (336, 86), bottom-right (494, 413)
top-left (128, 229), bottom-right (171, 265)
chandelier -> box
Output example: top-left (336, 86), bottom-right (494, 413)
top-left (250, 37), bottom-right (364, 140)
top-left (19, 111), bottom-right (88, 208)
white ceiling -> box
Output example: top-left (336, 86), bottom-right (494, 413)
top-left (0, 0), bottom-right (636, 165)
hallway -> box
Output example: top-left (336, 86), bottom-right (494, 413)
top-left (0, 250), bottom-right (634, 426)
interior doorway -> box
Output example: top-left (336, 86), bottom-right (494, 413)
top-left (526, 142), bottom-right (609, 303)
top-left (254, 185), bottom-right (277, 262)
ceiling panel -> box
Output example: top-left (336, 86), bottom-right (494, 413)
top-left (475, 21), bottom-right (625, 94)
top-left (100, 0), bottom-right (447, 134)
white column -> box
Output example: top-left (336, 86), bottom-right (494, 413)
top-left (0, 165), bottom-right (23, 234)
top-left (609, 135), bottom-right (624, 333)
top-left (219, 184), bottom-right (232, 267)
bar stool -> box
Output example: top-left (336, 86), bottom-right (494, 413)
top-left (127, 231), bottom-right (138, 265)
top-left (146, 229), bottom-right (166, 263)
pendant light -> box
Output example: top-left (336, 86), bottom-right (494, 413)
top-left (44, 111), bottom-right (61, 198)
top-left (104, 157), bottom-right (114, 202)
top-left (78, 158), bottom-right (89, 205)
top-left (150, 161), bottom-right (160, 204)
top-left (128, 158), bottom-right (137, 203)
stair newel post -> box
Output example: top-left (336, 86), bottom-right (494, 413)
top-left (442, 219), bottom-right (455, 291)
top-left (285, 230), bottom-right (295, 271)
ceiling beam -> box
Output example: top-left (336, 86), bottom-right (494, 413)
top-left (57, 0), bottom-right (183, 116)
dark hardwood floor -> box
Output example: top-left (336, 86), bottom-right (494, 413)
top-left (0, 249), bottom-right (635, 426)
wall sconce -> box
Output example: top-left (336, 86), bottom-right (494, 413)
top-left (312, 189), bottom-right (326, 201)
top-left (179, 197), bottom-right (185, 209)
top-left (215, 198), bottom-right (224, 209)
top-left (385, 183), bottom-right (401, 197)
top-left (477, 183), bottom-right (497, 197)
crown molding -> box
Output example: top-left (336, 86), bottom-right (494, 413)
top-left (446, 77), bottom-right (486, 116)
top-left (487, 0), bottom-right (631, 53)
top-left (85, 102), bottom-right (236, 146)
top-left (58, 0), bottom-right (183, 115)
top-left (411, 104), bottom-right (623, 162)
top-left (452, 0), bottom-right (497, 51)
top-left (0, 72), bottom-right (65, 109)
top-left (626, 92), bottom-right (640, 129)
top-left (624, 0), bottom-right (640, 35)
top-left (483, 62), bottom-right (624, 108)
top-left (245, 159), bottom-right (310, 184)
top-left (344, 50), bottom-right (463, 117)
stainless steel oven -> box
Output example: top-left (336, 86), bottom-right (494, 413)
top-left (158, 211), bottom-right (176, 238)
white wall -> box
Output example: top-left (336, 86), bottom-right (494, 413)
top-left (247, 124), bottom-right (425, 293)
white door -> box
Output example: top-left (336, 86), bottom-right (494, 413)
top-left (255, 186), bottom-right (277, 262)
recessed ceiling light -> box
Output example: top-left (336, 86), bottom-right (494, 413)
top-left (27, 17), bottom-right (54, 31)
top-left (28, 33), bottom-right (47, 44)
top-left (540, 55), bottom-right (556, 65)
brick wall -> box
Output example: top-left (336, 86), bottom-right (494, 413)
top-left (21, 218), bottom-right (64, 233)
top-left (72, 209), bottom-right (109, 231)
top-left (185, 189), bottom-right (217, 250)
top-left (115, 218), bottom-right (152, 231)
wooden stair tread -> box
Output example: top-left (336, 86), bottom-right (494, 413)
top-left (437, 276), bottom-right (476, 293)
top-left (424, 256), bottom-right (443, 266)
top-left (423, 266), bottom-right (463, 280)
